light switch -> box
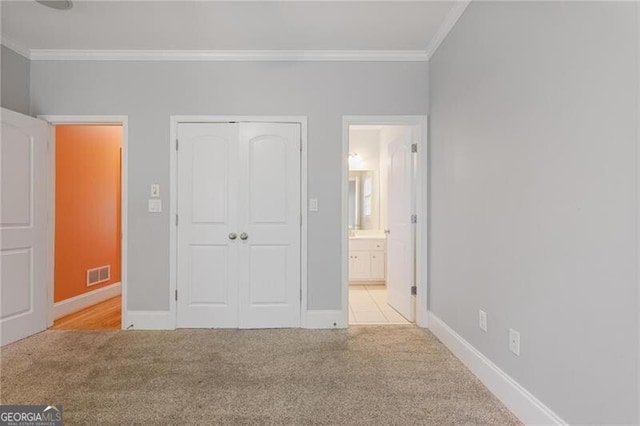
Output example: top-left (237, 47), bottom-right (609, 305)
top-left (150, 184), bottom-right (160, 197)
top-left (309, 198), bottom-right (318, 212)
top-left (148, 199), bottom-right (162, 213)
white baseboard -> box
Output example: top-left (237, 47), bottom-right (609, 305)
top-left (428, 312), bottom-right (567, 426)
top-left (53, 282), bottom-right (121, 320)
top-left (304, 310), bottom-right (346, 329)
top-left (125, 309), bottom-right (345, 330)
top-left (125, 311), bottom-right (175, 330)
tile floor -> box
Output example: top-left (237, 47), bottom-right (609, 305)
top-left (348, 284), bottom-right (411, 325)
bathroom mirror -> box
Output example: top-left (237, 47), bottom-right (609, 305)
top-left (348, 170), bottom-right (380, 231)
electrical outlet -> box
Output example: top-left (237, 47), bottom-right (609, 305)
top-left (479, 310), bottom-right (487, 332)
top-left (509, 328), bottom-right (520, 356)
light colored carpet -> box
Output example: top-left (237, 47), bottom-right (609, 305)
top-left (1, 326), bottom-right (520, 425)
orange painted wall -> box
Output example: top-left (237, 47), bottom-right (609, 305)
top-left (54, 125), bottom-right (122, 303)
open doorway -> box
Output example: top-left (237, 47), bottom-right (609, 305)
top-left (342, 116), bottom-right (428, 327)
top-left (47, 123), bottom-right (124, 330)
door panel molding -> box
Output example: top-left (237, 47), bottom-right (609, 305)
top-left (238, 122), bottom-right (301, 328)
top-left (386, 136), bottom-right (416, 320)
top-left (170, 116), bottom-right (308, 329)
top-left (176, 123), bottom-right (239, 328)
top-left (1, 108), bottom-right (50, 345)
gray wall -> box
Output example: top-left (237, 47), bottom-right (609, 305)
top-left (30, 60), bottom-right (428, 311)
top-left (1, 45), bottom-right (30, 115)
top-left (429, 2), bottom-right (638, 424)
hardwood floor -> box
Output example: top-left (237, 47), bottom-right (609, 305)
top-left (51, 296), bottom-right (121, 330)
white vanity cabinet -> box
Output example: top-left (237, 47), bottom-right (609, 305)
top-left (348, 238), bottom-right (386, 283)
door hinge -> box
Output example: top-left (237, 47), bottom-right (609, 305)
top-left (411, 286), bottom-right (417, 296)
top-left (411, 143), bottom-right (418, 153)
top-left (175, 290), bottom-right (178, 301)
top-left (175, 214), bottom-right (179, 226)
top-left (411, 214), bottom-right (417, 224)
top-left (176, 139), bottom-right (179, 151)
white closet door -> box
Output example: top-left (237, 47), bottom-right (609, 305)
top-left (1, 109), bottom-right (50, 345)
top-left (386, 133), bottom-right (415, 322)
top-left (177, 123), bottom-right (240, 328)
top-left (238, 123), bottom-right (301, 328)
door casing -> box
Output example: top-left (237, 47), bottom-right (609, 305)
top-left (342, 116), bottom-right (429, 328)
top-left (169, 116), bottom-right (308, 329)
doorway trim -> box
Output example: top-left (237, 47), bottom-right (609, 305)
top-left (38, 115), bottom-right (129, 330)
top-left (342, 116), bottom-right (429, 327)
top-left (169, 116), bottom-right (309, 328)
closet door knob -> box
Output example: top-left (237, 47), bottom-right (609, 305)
top-left (228, 233), bottom-right (237, 240)
top-left (240, 232), bottom-right (249, 240)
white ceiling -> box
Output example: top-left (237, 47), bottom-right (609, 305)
top-left (1, 1), bottom-right (456, 53)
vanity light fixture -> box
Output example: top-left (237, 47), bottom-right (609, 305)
top-left (348, 152), bottom-right (363, 169)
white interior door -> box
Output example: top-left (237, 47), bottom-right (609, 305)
top-left (177, 123), bottom-right (240, 328)
top-left (238, 123), bottom-right (301, 328)
top-left (1, 108), bottom-right (50, 345)
top-left (176, 121), bottom-right (301, 329)
top-left (386, 132), bottom-right (415, 321)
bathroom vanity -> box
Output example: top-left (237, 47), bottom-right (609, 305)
top-left (348, 236), bottom-right (386, 284)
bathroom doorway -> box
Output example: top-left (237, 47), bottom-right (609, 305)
top-left (342, 117), bottom-right (428, 327)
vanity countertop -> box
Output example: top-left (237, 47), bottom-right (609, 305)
top-left (349, 235), bottom-right (386, 240)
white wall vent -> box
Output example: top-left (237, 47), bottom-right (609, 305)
top-left (86, 265), bottom-right (110, 286)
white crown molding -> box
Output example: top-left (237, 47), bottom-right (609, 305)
top-left (27, 49), bottom-right (428, 62)
top-left (1, 3), bottom-right (468, 63)
top-left (425, 0), bottom-right (471, 60)
top-left (0, 37), bottom-right (31, 59)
